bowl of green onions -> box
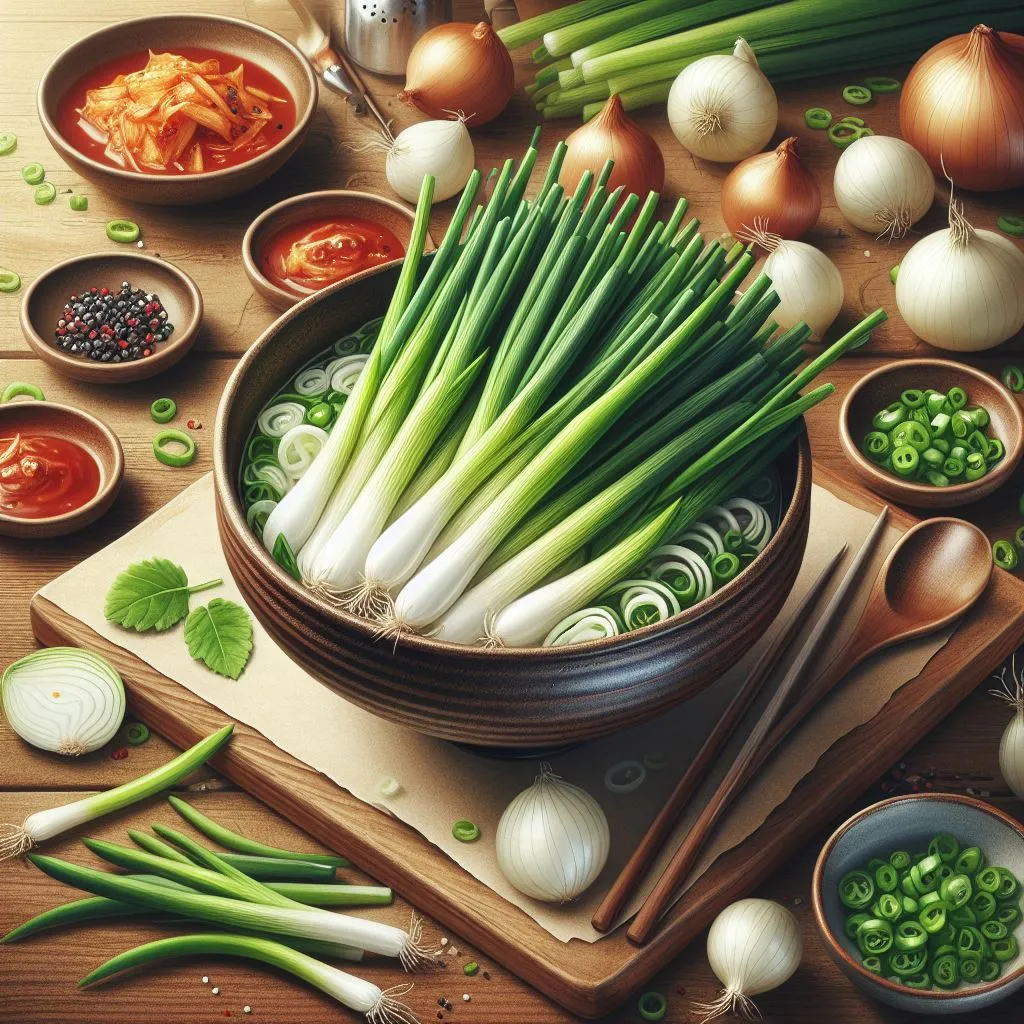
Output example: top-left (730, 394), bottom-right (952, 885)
top-left (211, 147), bottom-right (876, 750)
top-left (840, 359), bottom-right (1023, 509)
top-left (813, 794), bottom-right (1024, 1014)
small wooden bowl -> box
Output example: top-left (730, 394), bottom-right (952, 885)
top-left (214, 256), bottom-right (812, 750)
top-left (37, 14), bottom-right (317, 206)
top-left (840, 359), bottom-right (1024, 509)
top-left (243, 190), bottom-right (435, 311)
top-left (813, 794), bottom-right (1024, 1014)
top-left (20, 252), bottom-right (203, 384)
top-left (0, 401), bottom-right (124, 538)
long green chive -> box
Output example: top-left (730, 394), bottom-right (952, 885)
top-left (0, 726), bottom-right (233, 862)
top-left (167, 796), bottom-right (348, 867)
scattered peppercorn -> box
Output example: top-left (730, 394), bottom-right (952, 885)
top-left (482, 971), bottom-right (491, 981)
top-left (53, 281), bottom-right (173, 362)
top-left (111, 747), bottom-right (129, 760)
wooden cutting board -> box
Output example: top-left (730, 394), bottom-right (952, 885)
top-left (29, 463), bottom-right (1024, 1019)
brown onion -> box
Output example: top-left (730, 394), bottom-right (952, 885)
top-left (720, 136), bottom-right (820, 240)
top-left (399, 22), bottom-right (514, 128)
top-left (560, 94), bottom-right (665, 199)
top-left (900, 25), bottom-right (1024, 191)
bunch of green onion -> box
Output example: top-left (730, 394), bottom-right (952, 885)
top-left (4, 797), bottom-right (429, 1024)
top-left (255, 133), bottom-right (885, 647)
top-left (498, 0), bottom-right (1024, 121)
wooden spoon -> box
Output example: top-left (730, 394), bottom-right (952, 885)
top-left (627, 516), bottom-right (992, 945)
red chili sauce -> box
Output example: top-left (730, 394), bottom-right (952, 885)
top-left (260, 216), bottom-right (406, 297)
top-left (0, 434), bottom-right (101, 519)
top-left (57, 47), bottom-right (297, 175)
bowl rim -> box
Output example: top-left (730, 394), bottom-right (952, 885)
top-left (241, 189), bottom-right (435, 308)
top-left (214, 255), bottom-right (812, 658)
top-left (36, 13), bottom-right (318, 187)
top-left (19, 251), bottom-right (204, 378)
top-left (0, 399), bottom-right (125, 527)
top-left (839, 358), bottom-right (1024, 499)
top-left (812, 792), bottom-right (1024, 1001)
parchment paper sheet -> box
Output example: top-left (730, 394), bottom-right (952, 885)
top-left (39, 475), bottom-right (952, 943)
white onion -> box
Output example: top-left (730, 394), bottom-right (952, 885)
top-left (695, 898), bottom-right (802, 1021)
top-left (895, 196), bottom-right (1024, 352)
top-left (2, 647), bottom-right (125, 756)
top-left (495, 765), bottom-right (610, 903)
top-left (667, 39), bottom-right (778, 164)
top-left (753, 230), bottom-right (844, 340)
top-left (993, 653), bottom-right (1024, 801)
top-left (385, 118), bottom-right (475, 205)
top-left (833, 135), bottom-right (935, 239)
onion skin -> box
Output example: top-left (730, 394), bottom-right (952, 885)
top-left (400, 22), bottom-right (514, 127)
top-left (721, 137), bottom-right (820, 240)
top-left (560, 94), bottom-right (665, 198)
top-left (900, 25), bottom-right (1024, 191)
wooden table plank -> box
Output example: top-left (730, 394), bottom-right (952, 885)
top-left (3, 0), bottom-right (1024, 1018)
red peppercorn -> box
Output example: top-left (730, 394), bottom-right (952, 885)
top-left (145, 332), bottom-right (154, 343)
top-left (100, 287), bottom-right (110, 296)
top-left (111, 747), bottom-right (129, 760)
top-left (150, 319), bottom-right (160, 329)
top-left (56, 328), bottom-right (66, 336)
top-left (143, 348), bottom-right (152, 357)
top-left (118, 340), bottom-right (128, 349)
top-left (90, 286), bottom-right (98, 294)
top-left (89, 330), bottom-right (98, 340)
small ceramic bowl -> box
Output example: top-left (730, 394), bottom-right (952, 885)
top-left (0, 401), bottom-right (124, 538)
top-left (37, 14), bottom-right (317, 205)
top-left (813, 793), bottom-right (1024, 1015)
top-left (242, 190), bottom-right (434, 310)
top-left (840, 359), bottom-right (1024, 508)
top-left (21, 252), bottom-right (203, 384)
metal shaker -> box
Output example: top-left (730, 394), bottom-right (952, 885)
top-left (343, 0), bottom-right (452, 76)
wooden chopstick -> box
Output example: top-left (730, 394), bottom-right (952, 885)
top-left (590, 541), bottom-right (848, 934)
top-left (626, 506), bottom-right (890, 945)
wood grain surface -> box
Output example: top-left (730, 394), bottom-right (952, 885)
top-left (2, 0), bottom-right (1024, 1021)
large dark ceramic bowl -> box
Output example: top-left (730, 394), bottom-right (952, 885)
top-left (214, 260), bottom-right (812, 749)
top-left (38, 15), bottom-right (317, 205)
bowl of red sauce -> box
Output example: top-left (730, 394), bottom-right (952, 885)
top-left (37, 15), bottom-right (317, 205)
top-left (243, 190), bottom-right (435, 310)
top-left (0, 401), bottom-right (124, 538)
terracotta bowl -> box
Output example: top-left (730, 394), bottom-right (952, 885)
top-left (840, 359), bottom-right (1024, 509)
top-left (814, 794), bottom-right (1024, 1015)
top-left (242, 190), bottom-right (435, 311)
top-left (20, 252), bottom-right (203, 384)
top-left (0, 401), bottom-right (124, 539)
top-left (213, 258), bottom-right (812, 750)
top-left (37, 14), bottom-right (317, 205)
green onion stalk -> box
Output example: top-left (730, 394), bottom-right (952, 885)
top-left (0, 726), bottom-right (233, 862)
top-left (76, 933), bottom-right (417, 1023)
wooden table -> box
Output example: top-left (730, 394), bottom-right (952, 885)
top-left (2, 1), bottom-right (1024, 1021)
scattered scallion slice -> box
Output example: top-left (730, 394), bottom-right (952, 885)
top-left (994, 540), bottom-right (1020, 571)
top-left (69, 194), bottom-right (88, 212)
top-left (804, 107), bottom-right (831, 129)
top-left (106, 220), bottom-right (141, 244)
top-left (1, 382), bottom-right (44, 401)
top-left (150, 398), bottom-right (176, 423)
top-left (842, 84), bottom-right (873, 105)
top-left (863, 76), bottom-right (901, 93)
top-left (34, 182), bottom-right (57, 205)
top-left (0, 269), bottom-right (22, 294)
top-left (153, 429), bottom-right (196, 468)
top-left (997, 215), bottom-right (1024, 238)
top-left (0, 132), bottom-right (17, 155)
top-left (889, 265), bottom-right (899, 285)
top-left (452, 820), bottom-right (481, 843)
top-left (22, 162), bottom-right (44, 185)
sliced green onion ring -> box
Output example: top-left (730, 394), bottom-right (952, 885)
top-left (153, 429), bottom-right (196, 468)
top-left (843, 85), bottom-right (873, 106)
top-left (0, 132), bottom-right (16, 155)
top-left (804, 107), bottom-right (832, 130)
top-left (125, 722), bottom-right (150, 745)
top-left (106, 220), bottom-right (141, 244)
top-left (828, 122), bottom-right (870, 149)
top-left (34, 182), bottom-right (57, 205)
top-left (70, 194), bottom-right (88, 212)
top-left (1001, 365), bottom-right (1024, 393)
top-left (150, 398), bottom-right (176, 423)
top-left (325, 354), bottom-right (369, 396)
top-left (605, 760), bottom-right (646, 794)
top-left (293, 366), bottom-right (330, 397)
top-left (2, 382), bottom-right (44, 402)
top-left (864, 76), bottom-right (901, 93)
top-left (543, 606), bottom-right (621, 646)
top-left (638, 991), bottom-right (667, 1022)
top-left (0, 269), bottom-right (22, 294)
top-left (22, 162), bottom-right (44, 185)
top-left (997, 215), bottom-right (1024, 238)
top-left (257, 402), bottom-right (306, 438)
top-left (452, 819), bottom-right (480, 843)
top-left (277, 424), bottom-right (328, 481)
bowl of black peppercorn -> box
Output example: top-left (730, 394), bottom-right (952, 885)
top-left (20, 252), bottom-right (203, 383)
